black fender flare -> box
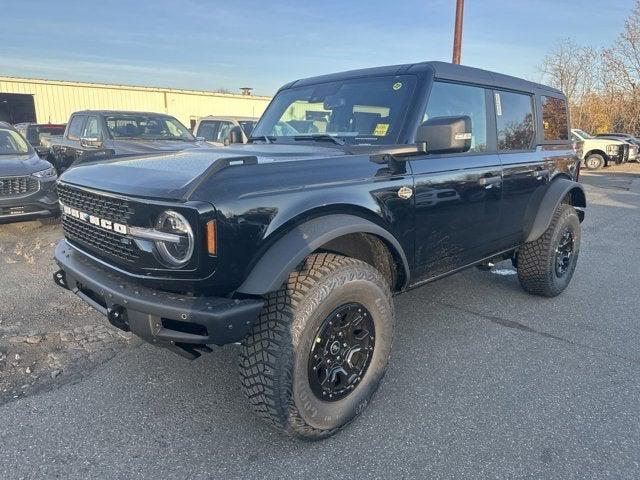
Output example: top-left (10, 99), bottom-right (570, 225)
top-left (236, 214), bottom-right (410, 296)
top-left (525, 178), bottom-right (586, 243)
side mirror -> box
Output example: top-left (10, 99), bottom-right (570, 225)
top-left (225, 126), bottom-right (244, 146)
top-left (416, 115), bottom-right (472, 154)
top-left (80, 137), bottom-right (103, 149)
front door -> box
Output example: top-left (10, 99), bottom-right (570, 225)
top-left (410, 81), bottom-right (502, 283)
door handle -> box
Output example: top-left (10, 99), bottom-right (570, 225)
top-left (478, 175), bottom-right (502, 187)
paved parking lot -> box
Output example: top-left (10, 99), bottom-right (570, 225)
top-left (1, 169), bottom-right (639, 479)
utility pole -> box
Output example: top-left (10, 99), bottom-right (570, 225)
top-left (452, 0), bottom-right (464, 64)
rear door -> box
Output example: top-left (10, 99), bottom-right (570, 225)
top-left (494, 90), bottom-right (550, 248)
top-left (410, 81), bottom-right (503, 282)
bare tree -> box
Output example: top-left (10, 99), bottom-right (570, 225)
top-left (539, 38), bottom-right (599, 129)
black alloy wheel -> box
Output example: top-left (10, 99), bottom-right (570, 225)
top-left (555, 227), bottom-right (575, 277)
top-left (308, 302), bottom-right (375, 401)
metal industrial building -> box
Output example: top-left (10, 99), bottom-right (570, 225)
top-left (0, 76), bottom-right (271, 129)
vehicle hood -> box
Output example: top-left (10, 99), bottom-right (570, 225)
top-left (59, 144), bottom-right (348, 200)
top-left (112, 138), bottom-right (207, 153)
top-left (0, 153), bottom-right (52, 176)
top-left (583, 138), bottom-right (626, 146)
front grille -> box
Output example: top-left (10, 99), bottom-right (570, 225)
top-left (0, 176), bottom-right (39, 197)
top-left (62, 215), bottom-right (139, 263)
top-left (58, 183), bottom-right (138, 264)
top-left (57, 183), bottom-right (134, 224)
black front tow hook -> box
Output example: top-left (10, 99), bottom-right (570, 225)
top-left (53, 269), bottom-right (68, 289)
top-left (107, 305), bottom-right (130, 332)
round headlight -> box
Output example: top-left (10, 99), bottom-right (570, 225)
top-left (154, 211), bottom-right (194, 267)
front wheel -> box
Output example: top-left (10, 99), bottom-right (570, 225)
top-left (517, 203), bottom-right (581, 297)
top-left (584, 154), bottom-right (604, 170)
top-left (239, 253), bottom-right (394, 440)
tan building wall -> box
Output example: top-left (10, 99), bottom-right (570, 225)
top-left (0, 76), bottom-right (272, 126)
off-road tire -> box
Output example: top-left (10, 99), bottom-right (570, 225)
top-left (584, 154), bottom-right (604, 170)
top-left (517, 203), bottom-right (580, 297)
top-left (239, 253), bottom-right (394, 440)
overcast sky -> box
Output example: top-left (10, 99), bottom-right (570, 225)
top-left (0, 0), bottom-right (633, 96)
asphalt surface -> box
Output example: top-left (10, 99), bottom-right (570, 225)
top-left (1, 169), bottom-right (639, 479)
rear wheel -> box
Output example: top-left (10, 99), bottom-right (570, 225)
top-left (517, 203), bottom-right (580, 297)
top-left (239, 253), bottom-right (394, 440)
top-left (584, 154), bottom-right (604, 170)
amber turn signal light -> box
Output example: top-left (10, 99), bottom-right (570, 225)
top-left (206, 220), bottom-right (217, 256)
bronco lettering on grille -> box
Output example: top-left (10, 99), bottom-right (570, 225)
top-left (61, 203), bottom-right (128, 235)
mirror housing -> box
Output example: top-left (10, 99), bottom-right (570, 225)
top-left (80, 137), bottom-right (103, 149)
top-left (224, 126), bottom-right (244, 146)
top-left (416, 116), bottom-right (472, 154)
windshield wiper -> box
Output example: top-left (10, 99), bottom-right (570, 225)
top-left (247, 135), bottom-right (276, 144)
top-left (293, 134), bottom-right (346, 146)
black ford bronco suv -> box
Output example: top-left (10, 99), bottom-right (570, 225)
top-left (53, 61), bottom-right (585, 440)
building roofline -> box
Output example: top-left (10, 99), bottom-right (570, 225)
top-left (0, 75), bottom-right (272, 100)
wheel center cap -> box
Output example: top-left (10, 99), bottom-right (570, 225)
top-left (330, 341), bottom-right (341, 355)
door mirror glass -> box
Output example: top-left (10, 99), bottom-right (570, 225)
top-left (416, 116), bottom-right (472, 154)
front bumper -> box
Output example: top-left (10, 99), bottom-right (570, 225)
top-left (53, 240), bottom-right (264, 358)
top-left (0, 178), bottom-right (59, 224)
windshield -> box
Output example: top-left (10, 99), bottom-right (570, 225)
top-left (573, 129), bottom-right (593, 139)
top-left (105, 115), bottom-right (194, 141)
top-left (251, 75), bottom-right (417, 145)
top-left (0, 128), bottom-right (31, 155)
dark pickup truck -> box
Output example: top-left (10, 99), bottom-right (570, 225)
top-left (49, 110), bottom-right (206, 173)
top-left (53, 61), bottom-right (585, 440)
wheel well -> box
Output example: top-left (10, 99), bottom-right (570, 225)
top-left (584, 149), bottom-right (608, 165)
top-left (562, 187), bottom-right (586, 221)
top-left (315, 232), bottom-right (404, 291)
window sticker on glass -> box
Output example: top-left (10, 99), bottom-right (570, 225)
top-left (374, 123), bottom-right (390, 136)
top-left (392, 82), bottom-right (403, 91)
top-left (495, 93), bottom-right (503, 116)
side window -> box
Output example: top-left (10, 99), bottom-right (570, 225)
top-left (82, 117), bottom-right (101, 139)
top-left (541, 96), bottom-right (569, 141)
top-left (196, 121), bottom-right (220, 141)
top-left (495, 91), bottom-right (535, 151)
top-left (67, 115), bottom-right (86, 140)
top-left (424, 82), bottom-right (487, 153)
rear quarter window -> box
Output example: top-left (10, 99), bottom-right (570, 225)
top-left (541, 96), bottom-right (569, 141)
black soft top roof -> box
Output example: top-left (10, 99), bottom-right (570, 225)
top-left (288, 61), bottom-right (564, 97)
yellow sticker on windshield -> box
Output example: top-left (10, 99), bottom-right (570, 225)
top-left (374, 123), bottom-right (390, 136)
top-left (392, 82), bottom-right (403, 91)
